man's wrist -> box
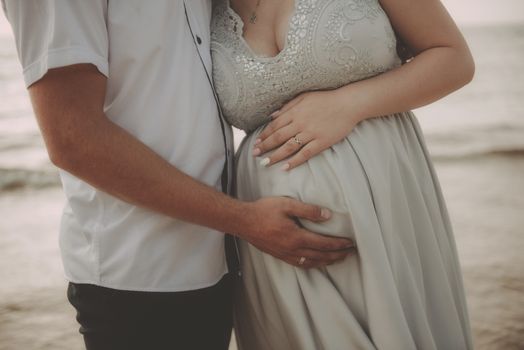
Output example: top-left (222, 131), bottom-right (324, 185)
top-left (226, 200), bottom-right (257, 240)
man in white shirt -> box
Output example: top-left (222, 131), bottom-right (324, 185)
top-left (2, 1), bottom-right (354, 349)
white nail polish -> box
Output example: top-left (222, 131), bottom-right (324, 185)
top-left (320, 208), bottom-right (332, 219)
top-left (260, 157), bottom-right (270, 167)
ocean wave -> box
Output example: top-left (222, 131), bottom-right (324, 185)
top-left (0, 168), bottom-right (60, 191)
top-left (1, 146), bottom-right (523, 192)
top-left (424, 123), bottom-right (524, 161)
top-left (431, 147), bottom-right (524, 161)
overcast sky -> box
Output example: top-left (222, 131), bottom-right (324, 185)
top-left (1, 0), bottom-right (524, 36)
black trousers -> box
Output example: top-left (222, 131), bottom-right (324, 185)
top-left (67, 273), bottom-right (234, 350)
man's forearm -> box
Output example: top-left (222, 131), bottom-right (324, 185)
top-left (50, 115), bottom-right (253, 237)
top-left (26, 65), bottom-right (253, 238)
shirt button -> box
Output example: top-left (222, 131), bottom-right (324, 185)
top-left (196, 35), bottom-right (202, 45)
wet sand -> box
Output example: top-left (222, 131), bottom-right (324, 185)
top-left (0, 154), bottom-right (523, 350)
top-left (434, 154), bottom-right (524, 350)
top-left (0, 189), bottom-right (82, 350)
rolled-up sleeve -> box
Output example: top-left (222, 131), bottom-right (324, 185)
top-left (2, 0), bottom-right (108, 87)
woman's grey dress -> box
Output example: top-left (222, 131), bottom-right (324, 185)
top-left (211, 0), bottom-right (474, 349)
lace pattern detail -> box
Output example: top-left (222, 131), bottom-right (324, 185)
top-left (211, 0), bottom-right (402, 132)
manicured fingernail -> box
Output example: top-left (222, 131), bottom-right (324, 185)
top-left (252, 148), bottom-right (261, 156)
top-left (260, 157), bottom-right (270, 167)
top-left (254, 138), bottom-right (261, 145)
top-left (270, 110), bottom-right (280, 118)
top-left (320, 208), bottom-right (332, 219)
top-left (281, 163), bottom-right (290, 171)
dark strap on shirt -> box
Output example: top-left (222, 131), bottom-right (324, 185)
top-left (183, 2), bottom-right (241, 277)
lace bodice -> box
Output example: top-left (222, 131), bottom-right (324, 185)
top-left (211, 0), bottom-right (402, 132)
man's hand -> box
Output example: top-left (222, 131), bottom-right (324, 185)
top-left (241, 197), bottom-right (356, 268)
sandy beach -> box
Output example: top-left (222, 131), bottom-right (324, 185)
top-left (0, 152), bottom-right (522, 350)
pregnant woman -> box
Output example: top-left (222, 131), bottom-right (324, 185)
top-left (211, 0), bottom-right (475, 349)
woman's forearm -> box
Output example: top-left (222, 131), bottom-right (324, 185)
top-left (334, 44), bottom-right (475, 124)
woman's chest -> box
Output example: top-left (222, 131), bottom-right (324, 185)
top-left (211, 0), bottom-right (401, 131)
top-left (228, 0), bottom-right (296, 58)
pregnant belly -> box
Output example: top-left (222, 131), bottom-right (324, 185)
top-left (234, 112), bottom-right (426, 242)
top-left (234, 125), bottom-right (358, 241)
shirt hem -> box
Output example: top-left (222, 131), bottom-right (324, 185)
top-left (63, 268), bottom-right (230, 293)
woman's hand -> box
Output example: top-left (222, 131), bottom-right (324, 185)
top-left (253, 90), bottom-right (361, 170)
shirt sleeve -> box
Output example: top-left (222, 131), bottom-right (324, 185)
top-left (2, 0), bottom-right (109, 87)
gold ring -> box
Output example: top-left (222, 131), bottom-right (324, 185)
top-left (293, 135), bottom-right (303, 145)
top-left (298, 256), bottom-right (306, 265)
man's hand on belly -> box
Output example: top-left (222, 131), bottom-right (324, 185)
top-left (238, 197), bottom-right (356, 268)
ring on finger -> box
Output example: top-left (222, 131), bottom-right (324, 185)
top-left (298, 256), bottom-right (306, 265)
top-left (293, 135), bottom-right (303, 146)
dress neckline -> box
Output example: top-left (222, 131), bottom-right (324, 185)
top-left (225, 0), bottom-right (299, 61)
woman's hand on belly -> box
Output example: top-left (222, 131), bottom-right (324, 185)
top-left (252, 90), bottom-right (360, 171)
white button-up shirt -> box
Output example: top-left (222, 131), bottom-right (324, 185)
top-left (2, 0), bottom-right (235, 291)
